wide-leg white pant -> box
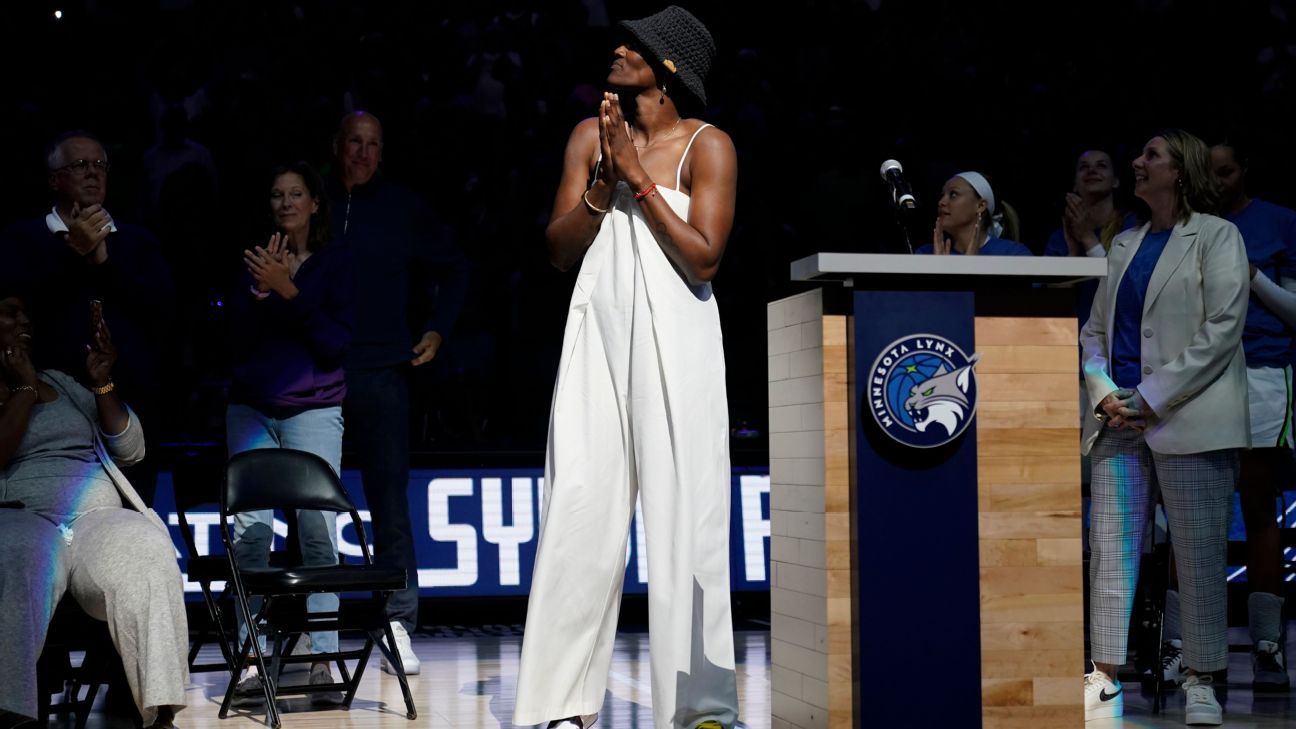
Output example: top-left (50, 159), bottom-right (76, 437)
top-left (514, 186), bottom-right (738, 728)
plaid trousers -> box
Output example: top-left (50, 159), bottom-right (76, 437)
top-left (1088, 426), bottom-right (1237, 672)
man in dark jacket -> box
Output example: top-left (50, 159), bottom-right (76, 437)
top-left (327, 111), bottom-right (468, 675)
top-left (0, 131), bottom-right (175, 505)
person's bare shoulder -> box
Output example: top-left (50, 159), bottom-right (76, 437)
top-left (571, 116), bottom-right (601, 144)
top-left (688, 122), bottom-right (736, 160)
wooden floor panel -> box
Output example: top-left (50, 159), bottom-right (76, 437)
top-left (74, 631), bottom-right (771, 729)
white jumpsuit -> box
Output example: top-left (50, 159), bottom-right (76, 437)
top-left (514, 125), bottom-right (739, 729)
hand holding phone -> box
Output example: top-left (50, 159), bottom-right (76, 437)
top-left (90, 299), bottom-right (103, 337)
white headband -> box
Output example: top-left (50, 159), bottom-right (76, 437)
top-left (955, 171), bottom-right (995, 215)
top-left (956, 170), bottom-right (1004, 239)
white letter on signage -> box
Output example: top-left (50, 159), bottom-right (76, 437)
top-left (482, 477), bottom-right (535, 586)
top-left (421, 478), bottom-right (479, 587)
top-left (740, 475), bottom-right (771, 581)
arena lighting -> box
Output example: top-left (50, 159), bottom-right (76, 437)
top-left (53, 10), bottom-right (62, 20)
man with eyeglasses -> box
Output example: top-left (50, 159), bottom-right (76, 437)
top-left (0, 131), bottom-right (175, 506)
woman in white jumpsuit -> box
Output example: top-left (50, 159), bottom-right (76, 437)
top-left (514, 7), bottom-right (740, 729)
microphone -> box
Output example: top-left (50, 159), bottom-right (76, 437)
top-left (879, 159), bottom-right (917, 210)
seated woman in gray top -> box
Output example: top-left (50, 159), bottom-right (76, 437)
top-left (0, 296), bottom-right (188, 729)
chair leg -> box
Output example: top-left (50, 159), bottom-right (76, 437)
top-left (342, 638), bottom-right (377, 710)
top-left (191, 581), bottom-right (239, 674)
top-left (221, 607), bottom-right (281, 728)
top-left (73, 679), bottom-right (101, 729)
top-left (372, 625), bottom-right (417, 720)
top-left (257, 632), bottom-right (281, 729)
top-left (1153, 605), bottom-right (1165, 714)
top-left (210, 583), bottom-right (238, 672)
top-left (219, 636), bottom-right (251, 718)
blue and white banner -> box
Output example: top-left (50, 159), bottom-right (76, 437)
top-left (155, 467), bottom-right (770, 598)
top-left (854, 290), bottom-right (982, 726)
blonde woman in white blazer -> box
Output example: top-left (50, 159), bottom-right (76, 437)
top-left (1079, 130), bottom-right (1249, 726)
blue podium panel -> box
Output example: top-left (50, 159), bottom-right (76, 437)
top-left (855, 290), bottom-right (982, 727)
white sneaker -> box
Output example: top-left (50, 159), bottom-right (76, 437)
top-left (1183, 674), bottom-right (1222, 725)
top-left (285, 633), bottom-right (312, 673)
top-left (231, 669), bottom-right (266, 708)
top-left (380, 621), bottom-right (420, 676)
top-left (1162, 639), bottom-right (1187, 685)
top-left (547, 714), bottom-right (598, 729)
top-left (1084, 668), bottom-right (1123, 721)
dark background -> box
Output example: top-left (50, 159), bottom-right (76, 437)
top-left (3, 0), bottom-right (1293, 461)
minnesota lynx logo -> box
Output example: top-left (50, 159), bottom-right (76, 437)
top-left (868, 334), bottom-right (981, 448)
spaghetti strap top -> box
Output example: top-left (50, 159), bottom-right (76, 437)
top-left (674, 123), bottom-right (713, 191)
top-left (590, 122), bottom-right (715, 194)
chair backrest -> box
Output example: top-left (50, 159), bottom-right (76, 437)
top-left (171, 448), bottom-right (226, 559)
top-left (224, 448), bottom-right (355, 515)
top-left (173, 449), bottom-right (224, 513)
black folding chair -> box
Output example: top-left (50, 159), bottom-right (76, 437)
top-left (217, 448), bottom-right (416, 728)
top-left (37, 598), bottom-right (116, 729)
top-left (172, 452), bottom-right (238, 676)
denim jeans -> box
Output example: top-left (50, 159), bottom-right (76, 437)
top-left (227, 403), bottom-right (343, 655)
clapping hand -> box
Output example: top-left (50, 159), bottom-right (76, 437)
top-left (1063, 193), bottom-right (1100, 255)
top-left (244, 233), bottom-right (299, 297)
top-left (66, 203), bottom-right (112, 262)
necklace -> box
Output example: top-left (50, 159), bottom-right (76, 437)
top-left (632, 117), bottom-right (683, 150)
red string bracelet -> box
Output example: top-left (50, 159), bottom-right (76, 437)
top-left (633, 182), bottom-right (657, 201)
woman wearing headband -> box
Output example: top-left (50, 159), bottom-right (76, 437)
top-left (1080, 130), bottom-right (1248, 725)
top-left (916, 171), bottom-right (1031, 255)
top-left (514, 6), bottom-right (739, 729)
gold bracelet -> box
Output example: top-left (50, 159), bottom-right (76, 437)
top-left (583, 189), bottom-right (609, 215)
top-left (92, 380), bottom-right (115, 395)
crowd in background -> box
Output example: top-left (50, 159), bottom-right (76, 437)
top-left (2, 0), bottom-right (1296, 458)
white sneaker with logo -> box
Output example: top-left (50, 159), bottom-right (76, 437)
top-left (1084, 668), bottom-right (1123, 721)
top-left (1162, 638), bottom-right (1187, 685)
top-left (380, 621), bottom-right (421, 676)
top-left (1183, 673), bottom-right (1222, 725)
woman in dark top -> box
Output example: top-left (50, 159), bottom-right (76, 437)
top-left (226, 161), bottom-right (354, 703)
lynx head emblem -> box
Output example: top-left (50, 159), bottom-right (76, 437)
top-left (868, 334), bottom-right (981, 448)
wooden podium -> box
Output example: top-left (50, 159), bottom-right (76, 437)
top-left (767, 254), bottom-right (1106, 728)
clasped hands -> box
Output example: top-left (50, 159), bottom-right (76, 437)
top-left (594, 92), bottom-right (646, 192)
top-left (244, 232), bottom-right (301, 299)
top-left (1099, 388), bottom-right (1148, 431)
top-left (64, 203), bottom-right (113, 263)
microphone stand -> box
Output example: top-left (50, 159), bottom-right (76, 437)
top-left (891, 199), bottom-right (917, 254)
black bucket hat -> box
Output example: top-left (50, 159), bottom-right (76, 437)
top-left (618, 6), bottom-right (716, 107)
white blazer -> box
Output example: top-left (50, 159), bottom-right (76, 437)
top-left (1080, 212), bottom-right (1250, 455)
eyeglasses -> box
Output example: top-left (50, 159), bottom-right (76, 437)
top-left (53, 159), bottom-right (111, 176)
